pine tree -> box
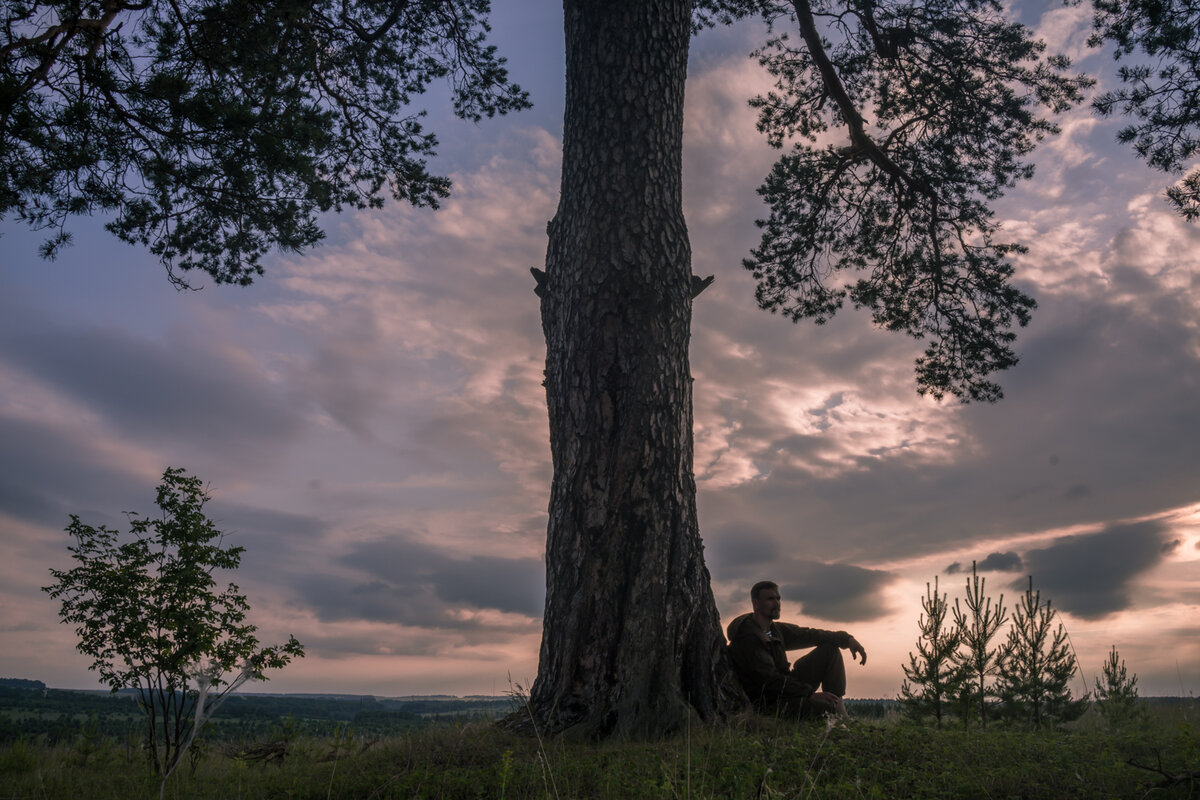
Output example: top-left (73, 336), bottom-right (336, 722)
top-left (951, 562), bottom-right (1007, 727)
top-left (1094, 645), bottom-right (1145, 729)
top-left (1091, 0), bottom-right (1200, 220)
top-left (995, 576), bottom-right (1087, 727)
top-left (899, 576), bottom-right (965, 726)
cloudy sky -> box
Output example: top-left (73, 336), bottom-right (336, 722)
top-left (2, 0), bottom-right (1198, 700)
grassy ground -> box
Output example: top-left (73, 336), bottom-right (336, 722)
top-left (1, 704), bottom-right (1196, 799)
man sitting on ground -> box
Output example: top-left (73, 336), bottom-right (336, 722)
top-left (726, 580), bottom-right (867, 718)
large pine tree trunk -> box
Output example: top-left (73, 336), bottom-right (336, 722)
top-left (529, 0), bottom-right (744, 738)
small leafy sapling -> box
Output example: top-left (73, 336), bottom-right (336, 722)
top-left (995, 576), bottom-right (1087, 727)
top-left (951, 561), bottom-right (1007, 727)
top-left (1094, 645), bottom-right (1145, 729)
top-left (899, 576), bottom-right (965, 726)
top-left (44, 467), bottom-right (304, 781)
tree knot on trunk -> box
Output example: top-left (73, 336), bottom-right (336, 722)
top-left (531, 266), bottom-right (548, 297)
top-left (690, 274), bottom-right (714, 299)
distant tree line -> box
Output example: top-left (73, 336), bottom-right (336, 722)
top-left (0, 685), bottom-right (516, 746)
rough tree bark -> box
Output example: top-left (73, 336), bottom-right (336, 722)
top-left (529, 0), bottom-right (744, 738)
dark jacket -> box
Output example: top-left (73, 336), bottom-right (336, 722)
top-left (725, 613), bottom-right (850, 702)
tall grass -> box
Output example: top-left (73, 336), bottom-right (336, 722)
top-left (1, 702), bottom-right (1196, 799)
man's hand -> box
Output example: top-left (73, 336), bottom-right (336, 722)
top-left (847, 636), bottom-right (867, 665)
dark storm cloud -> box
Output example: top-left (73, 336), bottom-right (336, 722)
top-left (436, 557), bottom-right (544, 617)
top-left (297, 568), bottom-right (542, 631)
top-left (207, 502), bottom-right (328, 542)
top-left (945, 552), bottom-right (1022, 575)
top-left (0, 293), bottom-right (304, 449)
top-left (1018, 521), bottom-right (1177, 619)
top-left (208, 501), bottom-right (330, 580)
top-left (1163, 625), bottom-right (1200, 640)
top-left (1063, 484), bottom-right (1092, 501)
top-left (0, 413), bottom-right (328, 592)
top-left (0, 415), bottom-right (149, 527)
top-left (298, 574), bottom-right (428, 625)
top-left (338, 536), bottom-right (442, 582)
top-left (0, 411), bottom-right (324, 538)
top-left (780, 562), bottom-right (895, 623)
top-left (701, 487), bottom-right (896, 624)
top-left (980, 551), bottom-right (1024, 572)
top-left (0, 478), bottom-right (60, 527)
top-left (291, 534), bottom-right (545, 626)
top-left (706, 522), bottom-right (781, 572)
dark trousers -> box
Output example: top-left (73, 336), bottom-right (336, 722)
top-left (791, 643), bottom-right (847, 697)
top-left (761, 644), bottom-right (847, 719)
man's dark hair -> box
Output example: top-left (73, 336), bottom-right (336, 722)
top-left (751, 581), bottom-right (778, 601)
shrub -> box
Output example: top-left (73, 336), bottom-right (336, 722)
top-left (43, 467), bottom-right (303, 783)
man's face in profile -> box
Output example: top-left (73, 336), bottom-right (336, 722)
top-left (753, 587), bottom-right (782, 621)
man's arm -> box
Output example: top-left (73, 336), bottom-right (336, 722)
top-left (729, 635), bottom-right (813, 697)
top-left (847, 635), bottom-right (867, 665)
top-left (777, 623), bottom-right (867, 664)
top-left (728, 631), bottom-right (784, 689)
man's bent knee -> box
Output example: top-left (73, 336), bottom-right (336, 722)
top-left (800, 691), bottom-right (845, 719)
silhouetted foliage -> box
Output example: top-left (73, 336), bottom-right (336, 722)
top-left (995, 576), bottom-right (1087, 727)
top-left (736, 0), bottom-right (1090, 401)
top-left (899, 576), bottom-right (965, 725)
top-left (0, 0), bottom-right (529, 285)
top-left (1094, 644), bottom-right (1146, 729)
top-left (1091, 0), bottom-right (1200, 220)
top-left (951, 562), bottom-right (1008, 727)
top-left (42, 467), bottom-right (304, 777)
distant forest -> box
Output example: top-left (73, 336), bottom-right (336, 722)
top-left (5, 681), bottom-right (1191, 746)
top-left (0, 683), bottom-right (519, 745)
top-left (0, 681), bottom-right (918, 745)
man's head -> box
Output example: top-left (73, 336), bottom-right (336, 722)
top-left (750, 580), bottom-right (781, 622)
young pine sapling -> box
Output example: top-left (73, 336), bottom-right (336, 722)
top-left (1094, 645), bottom-right (1145, 729)
top-left (899, 576), bottom-right (965, 726)
top-left (951, 561), bottom-right (1007, 727)
top-left (995, 576), bottom-right (1087, 727)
